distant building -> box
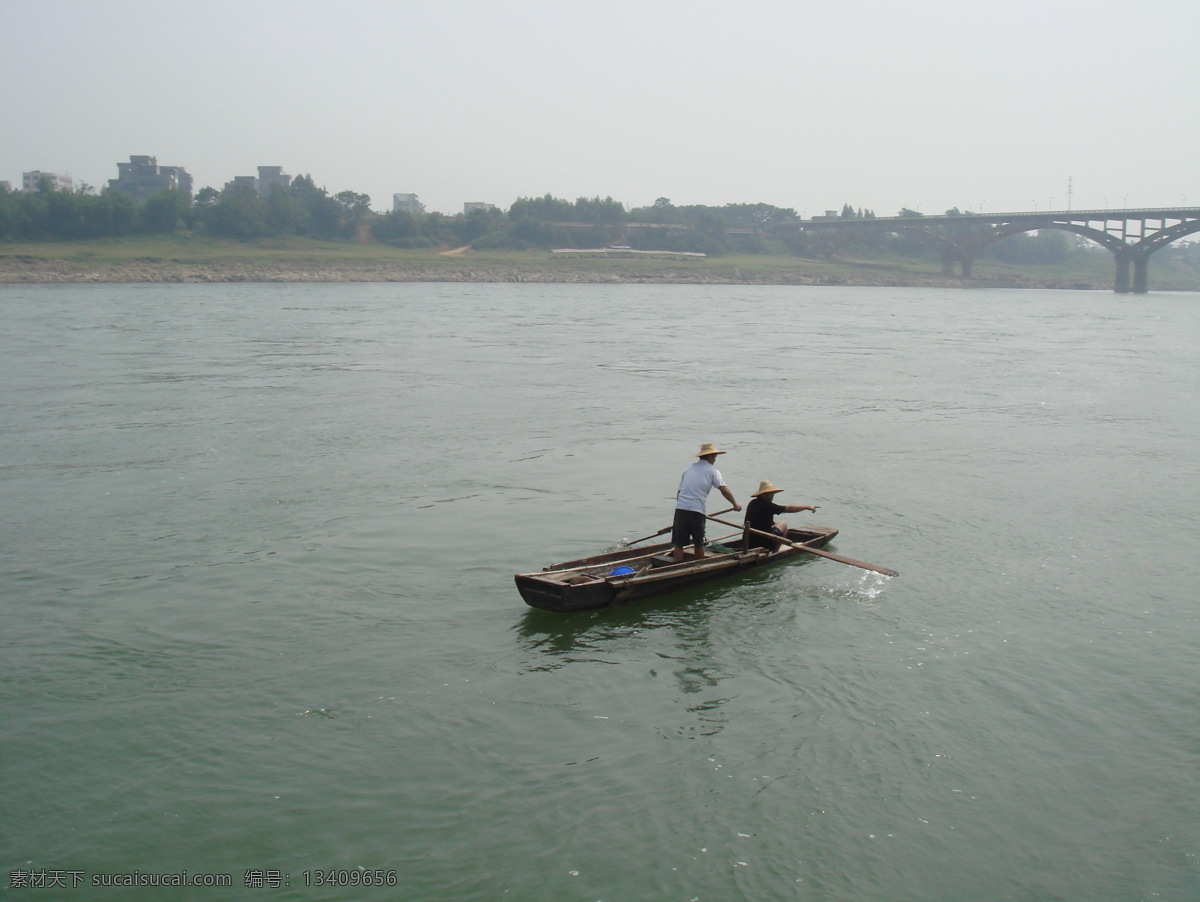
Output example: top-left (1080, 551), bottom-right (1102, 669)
top-left (393, 193), bottom-right (424, 215)
top-left (257, 166), bottom-right (291, 195)
top-left (463, 202), bottom-right (496, 215)
top-left (108, 155), bottom-right (192, 202)
top-left (224, 166), bottom-right (293, 196)
top-left (224, 175), bottom-right (259, 193)
top-left (0, 181), bottom-right (12, 192)
top-left (23, 170), bottom-right (74, 192)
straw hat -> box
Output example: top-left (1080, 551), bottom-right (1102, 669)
top-left (696, 442), bottom-right (726, 457)
top-left (751, 480), bottom-right (783, 496)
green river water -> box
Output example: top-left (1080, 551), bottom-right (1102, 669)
top-left (2, 282), bottom-right (1197, 901)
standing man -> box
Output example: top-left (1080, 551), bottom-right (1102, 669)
top-left (744, 480), bottom-right (819, 551)
top-left (671, 443), bottom-right (741, 561)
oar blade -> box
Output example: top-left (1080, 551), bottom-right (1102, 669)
top-left (804, 545), bottom-right (899, 577)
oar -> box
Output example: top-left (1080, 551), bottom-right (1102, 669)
top-left (704, 514), bottom-right (899, 577)
top-left (621, 507), bottom-right (736, 547)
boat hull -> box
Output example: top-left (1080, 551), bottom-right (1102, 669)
top-left (515, 526), bottom-right (838, 613)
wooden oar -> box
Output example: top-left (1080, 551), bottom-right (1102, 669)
top-left (621, 507), bottom-right (736, 547)
top-left (704, 514), bottom-right (899, 577)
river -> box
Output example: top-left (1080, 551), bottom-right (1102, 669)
top-left (2, 282), bottom-right (1197, 901)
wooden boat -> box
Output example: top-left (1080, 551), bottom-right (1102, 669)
top-left (515, 525), bottom-right (838, 613)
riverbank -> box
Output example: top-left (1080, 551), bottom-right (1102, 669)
top-left (2, 237), bottom-right (1191, 289)
top-left (0, 255), bottom-right (1095, 288)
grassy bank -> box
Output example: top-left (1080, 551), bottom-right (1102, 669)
top-left (1, 235), bottom-right (1197, 290)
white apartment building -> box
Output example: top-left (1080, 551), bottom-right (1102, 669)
top-left (23, 170), bottom-right (74, 192)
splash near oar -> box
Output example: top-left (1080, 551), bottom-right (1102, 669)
top-left (704, 514), bottom-right (899, 578)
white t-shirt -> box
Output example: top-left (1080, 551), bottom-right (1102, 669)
top-left (675, 460), bottom-right (726, 513)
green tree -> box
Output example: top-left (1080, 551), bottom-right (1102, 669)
top-left (140, 189), bottom-right (192, 233)
top-left (45, 190), bottom-right (89, 238)
top-left (263, 188), bottom-right (299, 235)
top-left (334, 191), bottom-right (372, 237)
top-left (508, 193), bottom-right (577, 222)
top-left (371, 209), bottom-right (431, 247)
top-left (289, 176), bottom-right (341, 239)
top-left (205, 185), bottom-right (267, 239)
top-left (19, 190), bottom-right (51, 238)
top-left (986, 228), bottom-right (1074, 265)
top-left (71, 190), bottom-right (128, 238)
top-left (0, 185), bottom-right (17, 240)
top-left (573, 196), bottom-right (625, 225)
top-left (463, 206), bottom-right (505, 242)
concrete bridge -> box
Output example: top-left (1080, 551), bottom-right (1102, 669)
top-left (773, 207), bottom-right (1200, 293)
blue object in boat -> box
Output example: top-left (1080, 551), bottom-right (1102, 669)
top-left (610, 565), bottom-right (636, 576)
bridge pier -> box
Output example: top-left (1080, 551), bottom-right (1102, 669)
top-left (1114, 254), bottom-right (1131, 293)
top-left (941, 248), bottom-right (976, 278)
top-left (1132, 257), bottom-right (1149, 294)
top-left (1113, 250), bottom-right (1150, 294)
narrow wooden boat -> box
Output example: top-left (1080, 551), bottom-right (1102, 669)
top-left (515, 525), bottom-right (838, 613)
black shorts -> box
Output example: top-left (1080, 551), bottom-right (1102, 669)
top-left (671, 509), bottom-right (706, 547)
top-left (748, 525), bottom-right (784, 551)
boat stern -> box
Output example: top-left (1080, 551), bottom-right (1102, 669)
top-left (514, 573), bottom-right (618, 613)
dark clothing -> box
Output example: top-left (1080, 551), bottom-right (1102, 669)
top-left (746, 496), bottom-right (785, 531)
top-left (745, 496), bottom-right (786, 551)
top-left (671, 509), bottom-right (706, 548)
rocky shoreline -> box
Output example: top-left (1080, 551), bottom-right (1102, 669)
top-left (0, 254), bottom-right (1110, 289)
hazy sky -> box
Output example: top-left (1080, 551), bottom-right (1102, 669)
top-left (4, 0), bottom-right (1198, 216)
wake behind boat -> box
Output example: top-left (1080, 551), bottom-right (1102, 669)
top-left (515, 525), bottom-right (839, 613)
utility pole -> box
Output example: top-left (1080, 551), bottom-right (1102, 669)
top-left (1067, 176), bottom-right (1074, 211)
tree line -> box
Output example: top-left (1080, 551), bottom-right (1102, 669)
top-left (0, 175), bottom-right (374, 243)
top-left (0, 177), bottom-right (1082, 264)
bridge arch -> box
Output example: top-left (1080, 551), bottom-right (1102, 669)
top-left (981, 218), bottom-right (1200, 293)
top-left (781, 208), bottom-right (1200, 292)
